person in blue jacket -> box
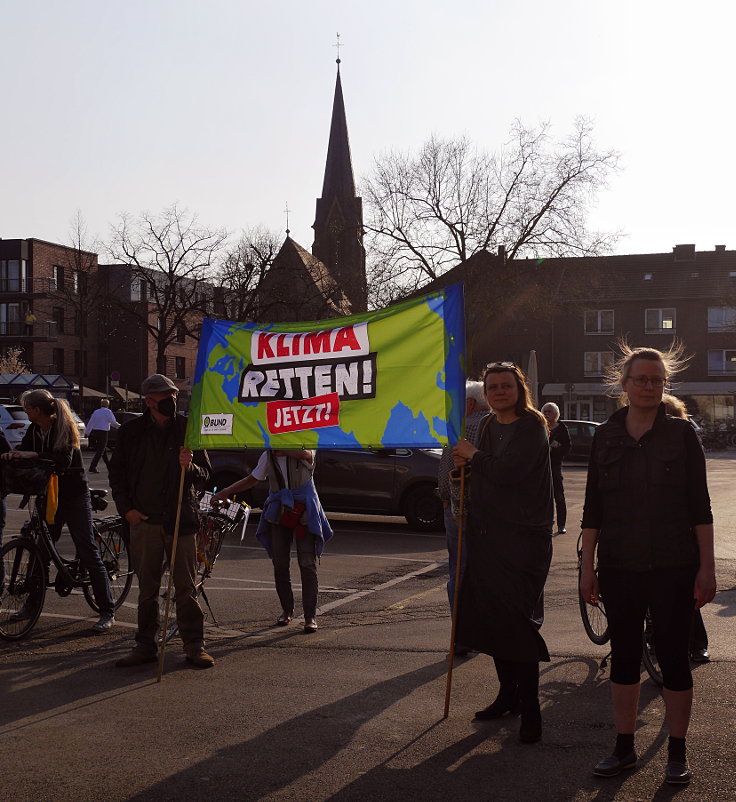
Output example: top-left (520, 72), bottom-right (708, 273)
top-left (213, 449), bottom-right (332, 633)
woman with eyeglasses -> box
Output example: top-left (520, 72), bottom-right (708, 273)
top-left (579, 344), bottom-right (715, 785)
top-left (452, 362), bottom-right (553, 744)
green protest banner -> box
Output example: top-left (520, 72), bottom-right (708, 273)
top-left (185, 283), bottom-right (465, 450)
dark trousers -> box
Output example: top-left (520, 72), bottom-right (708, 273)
top-left (690, 609), bottom-right (708, 651)
top-left (130, 521), bottom-right (204, 653)
top-left (88, 430), bottom-right (110, 471)
top-left (270, 524), bottom-right (318, 618)
top-left (48, 493), bottom-right (115, 617)
top-left (598, 566), bottom-right (696, 691)
top-left (0, 496), bottom-right (6, 590)
top-left (550, 461), bottom-right (566, 531)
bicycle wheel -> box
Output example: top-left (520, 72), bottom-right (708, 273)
top-left (641, 609), bottom-right (663, 686)
top-left (577, 534), bottom-right (610, 645)
top-left (82, 517), bottom-right (133, 612)
top-left (0, 538), bottom-right (48, 641)
top-left (158, 564), bottom-right (180, 645)
top-left (578, 588), bottom-right (610, 645)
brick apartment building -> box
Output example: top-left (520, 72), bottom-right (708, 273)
top-left (422, 243), bottom-right (736, 425)
top-left (0, 238), bottom-right (203, 410)
top-left (0, 237), bottom-right (101, 386)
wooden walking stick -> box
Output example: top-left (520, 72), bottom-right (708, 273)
top-left (157, 464), bottom-right (187, 683)
top-left (443, 464), bottom-right (466, 718)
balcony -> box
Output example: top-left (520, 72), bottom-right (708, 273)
top-left (0, 321), bottom-right (58, 341)
top-left (0, 277), bottom-right (62, 296)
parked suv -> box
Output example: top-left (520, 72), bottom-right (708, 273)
top-left (207, 447), bottom-right (444, 531)
top-left (560, 420), bottom-right (600, 463)
top-left (0, 403), bottom-right (30, 448)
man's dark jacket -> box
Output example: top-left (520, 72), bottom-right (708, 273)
top-left (109, 411), bottom-right (210, 535)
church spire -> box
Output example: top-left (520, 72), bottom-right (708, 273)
top-left (320, 62), bottom-right (356, 200)
top-left (312, 56), bottom-right (367, 314)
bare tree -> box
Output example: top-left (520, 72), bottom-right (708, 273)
top-left (55, 211), bottom-right (111, 409)
top-left (108, 205), bottom-right (228, 373)
top-left (0, 346), bottom-right (30, 374)
top-left (362, 119), bottom-right (620, 305)
top-left (214, 227), bottom-right (281, 321)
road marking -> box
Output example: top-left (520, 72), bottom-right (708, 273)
top-left (387, 583), bottom-right (446, 610)
top-left (316, 561), bottom-right (444, 616)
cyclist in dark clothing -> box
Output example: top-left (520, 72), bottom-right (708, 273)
top-left (0, 389), bottom-right (115, 632)
top-left (580, 344), bottom-right (715, 786)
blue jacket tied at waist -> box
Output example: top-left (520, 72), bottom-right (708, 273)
top-left (256, 481), bottom-right (333, 557)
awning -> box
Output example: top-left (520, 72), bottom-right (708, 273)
top-left (75, 385), bottom-right (110, 399)
top-left (111, 386), bottom-right (142, 400)
top-left (542, 382), bottom-right (621, 397)
top-left (670, 382), bottom-right (736, 395)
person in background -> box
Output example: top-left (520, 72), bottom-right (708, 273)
top-left (1, 389), bottom-right (115, 632)
top-left (85, 398), bottom-right (120, 473)
top-left (212, 449), bottom-right (332, 633)
top-left (437, 381), bottom-right (490, 624)
top-left (580, 345), bottom-right (715, 785)
top-left (662, 393), bottom-right (710, 664)
top-left (453, 362), bottom-right (553, 744)
top-left (109, 374), bottom-right (213, 668)
top-left (541, 402), bottom-right (571, 535)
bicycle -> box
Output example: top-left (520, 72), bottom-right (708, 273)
top-left (576, 533), bottom-right (663, 686)
top-left (0, 460), bottom-right (133, 641)
top-left (158, 491), bottom-right (250, 644)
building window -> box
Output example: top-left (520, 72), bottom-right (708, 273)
top-left (52, 306), bottom-right (65, 335)
top-left (708, 349), bottom-right (736, 376)
top-left (174, 356), bottom-right (185, 380)
top-left (51, 265), bottom-right (64, 292)
top-left (584, 309), bottom-right (614, 334)
top-left (131, 278), bottom-right (147, 302)
top-left (52, 348), bottom-right (65, 374)
top-left (0, 260), bottom-right (27, 292)
top-left (645, 308), bottom-right (676, 333)
top-left (0, 303), bottom-right (22, 335)
top-left (176, 324), bottom-right (186, 344)
top-left (708, 306), bottom-right (736, 332)
top-left (584, 351), bottom-right (614, 377)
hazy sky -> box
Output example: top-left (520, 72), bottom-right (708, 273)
top-left (3, 0), bottom-right (735, 258)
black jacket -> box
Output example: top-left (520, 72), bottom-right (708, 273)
top-left (108, 411), bottom-right (210, 535)
top-left (581, 404), bottom-right (712, 571)
top-left (19, 421), bottom-right (88, 497)
top-left (549, 420), bottom-right (571, 466)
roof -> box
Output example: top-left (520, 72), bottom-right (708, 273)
top-left (319, 67), bottom-right (355, 201)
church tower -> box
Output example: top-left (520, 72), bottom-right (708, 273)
top-left (312, 60), bottom-right (368, 314)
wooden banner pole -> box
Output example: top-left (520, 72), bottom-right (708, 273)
top-left (157, 465), bottom-right (186, 683)
top-left (443, 465), bottom-right (466, 718)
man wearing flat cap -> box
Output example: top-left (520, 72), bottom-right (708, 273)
top-left (109, 373), bottom-right (214, 668)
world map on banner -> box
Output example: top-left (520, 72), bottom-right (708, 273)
top-left (184, 284), bottom-right (465, 450)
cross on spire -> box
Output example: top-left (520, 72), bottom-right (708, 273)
top-left (334, 32), bottom-right (342, 65)
top-left (284, 202), bottom-right (291, 236)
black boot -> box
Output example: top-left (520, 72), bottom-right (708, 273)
top-left (519, 698), bottom-right (542, 743)
top-left (473, 686), bottom-right (520, 720)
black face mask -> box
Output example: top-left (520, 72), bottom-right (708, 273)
top-left (157, 396), bottom-right (177, 419)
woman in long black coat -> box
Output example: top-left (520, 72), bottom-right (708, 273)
top-left (453, 362), bottom-right (553, 743)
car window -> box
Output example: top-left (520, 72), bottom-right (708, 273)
top-left (5, 406), bottom-right (28, 421)
top-left (566, 424), bottom-right (579, 437)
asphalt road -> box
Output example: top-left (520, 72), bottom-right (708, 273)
top-left (1, 455), bottom-right (734, 801)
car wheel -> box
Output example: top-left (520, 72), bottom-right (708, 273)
top-left (403, 485), bottom-right (443, 531)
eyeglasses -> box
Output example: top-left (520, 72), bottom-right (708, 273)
top-left (486, 361), bottom-right (516, 370)
top-left (629, 375), bottom-right (666, 388)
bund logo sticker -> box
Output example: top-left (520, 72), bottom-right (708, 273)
top-left (200, 414), bottom-right (233, 435)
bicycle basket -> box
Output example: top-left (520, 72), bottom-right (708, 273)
top-left (0, 458), bottom-right (56, 496)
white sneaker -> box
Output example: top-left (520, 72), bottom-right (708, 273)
top-left (92, 613), bottom-right (115, 633)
